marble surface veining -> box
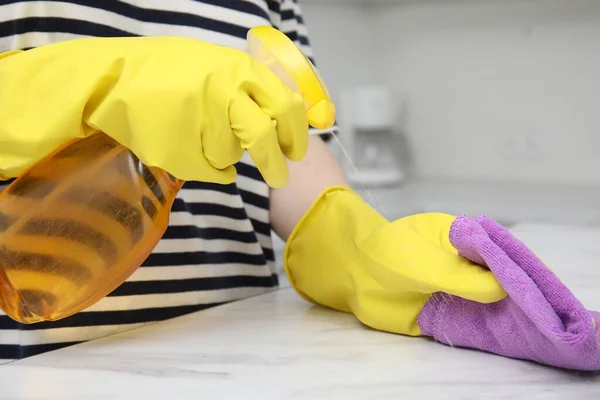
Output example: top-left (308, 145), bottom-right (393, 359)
top-left (0, 222), bottom-right (599, 399)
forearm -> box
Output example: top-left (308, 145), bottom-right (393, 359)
top-left (269, 135), bottom-right (350, 240)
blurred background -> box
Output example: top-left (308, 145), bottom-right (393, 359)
top-left (275, 0), bottom-right (600, 277)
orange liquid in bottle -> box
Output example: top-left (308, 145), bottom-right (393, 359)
top-left (0, 132), bottom-right (183, 323)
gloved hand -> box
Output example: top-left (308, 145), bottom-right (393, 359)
top-left (284, 186), bottom-right (600, 371)
top-left (0, 36), bottom-right (308, 187)
top-left (284, 186), bottom-right (507, 336)
top-left (418, 215), bottom-right (600, 371)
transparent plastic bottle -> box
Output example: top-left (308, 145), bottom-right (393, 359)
top-left (0, 26), bottom-right (335, 323)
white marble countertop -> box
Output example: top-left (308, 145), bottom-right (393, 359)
top-left (1, 222), bottom-right (600, 399)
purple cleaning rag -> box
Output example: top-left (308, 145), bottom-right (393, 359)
top-left (417, 215), bottom-right (600, 371)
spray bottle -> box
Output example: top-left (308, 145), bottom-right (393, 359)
top-left (0, 26), bottom-right (335, 324)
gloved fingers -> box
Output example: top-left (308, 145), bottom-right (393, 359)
top-left (474, 215), bottom-right (593, 326)
top-left (230, 94), bottom-right (289, 188)
top-left (243, 63), bottom-right (309, 162)
top-left (201, 117), bottom-right (245, 171)
top-left (269, 91), bottom-right (308, 162)
top-left (247, 127), bottom-right (290, 188)
top-left (440, 259), bottom-right (507, 303)
top-left (357, 220), bottom-right (507, 304)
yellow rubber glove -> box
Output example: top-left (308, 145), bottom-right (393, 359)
top-left (284, 186), bottom-right (507, 336)
top-left (0, 37), bottom-right (308, 187)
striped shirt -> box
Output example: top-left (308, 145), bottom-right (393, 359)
top-left (0, 0), bottom-right (334, 363)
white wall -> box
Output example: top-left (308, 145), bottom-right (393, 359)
top-left (300, 0), bottom-right (600, 186)
top-left (300, 2), bottom-right (375, 106)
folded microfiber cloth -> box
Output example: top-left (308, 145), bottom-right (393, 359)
top-left (418, 215), bottom-right (600, 371)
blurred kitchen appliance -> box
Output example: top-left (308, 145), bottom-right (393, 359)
top-left (336, 85), bottom-right (405, 187)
